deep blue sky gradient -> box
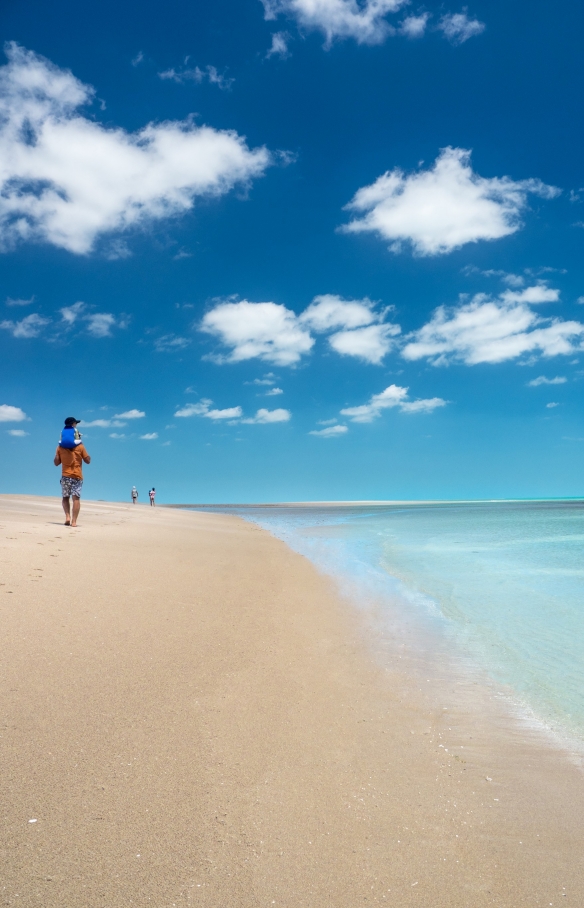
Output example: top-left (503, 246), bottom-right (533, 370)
top-left (1, 0), bottom-right (584, 501)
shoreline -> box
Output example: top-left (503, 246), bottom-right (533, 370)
top-left (1, 494), bottom-right (583, 906)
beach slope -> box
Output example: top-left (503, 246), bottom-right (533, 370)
top-left (1, 495), bottom-right (582, 907)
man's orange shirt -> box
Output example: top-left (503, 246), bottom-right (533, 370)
top-left (54, 444), bottom-right (91, 479)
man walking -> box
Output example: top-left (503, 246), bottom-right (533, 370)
top-left (54, 417), bottom-right (91, 527)
top-left (149, 487), bottom-right (156, 506)
top-left (131, 486), bottom-right (138, 504)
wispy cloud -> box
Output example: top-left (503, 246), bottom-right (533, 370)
top-left (241, 408), bottom-right (291, 424)
top-left (527, 375), bottom-right (567, 387)
top-left (399, 14), bottom-right (430, 38)
top-left (341, 147), bottom-right (559, 256)
top-left (341, 384), bottom-right (447, 422)
top-left (310, 424), bottom-right (348, 437)
top-left (154, 334), bottom-right (191, 352)
top-left (0, 43), bottom-right (270, 254)
top-left (60, 302), bottom-right (126, 337)
top-left (266, 31), bottom-right (292, 58)
top-left (7, 428), bottom-right (28, 436)
top-left (265, 387), bottom-right (284, 395)
top-left (159, 62), bottom-right (233, 90)
top-left (140, 432), bottom-right (158, 440)
top-left (0, 313), bottom-right (50, 338)
top-left (6, 295), bottom-right (35, 307)
top-left (114, 409), bottom-right (145, 419)
top-left (438, 10), bottom-right (485, 45)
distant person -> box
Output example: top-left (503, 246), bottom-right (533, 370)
top-left (131, 486), bottom-right (138, 504)
top-left (59, 416), bottom-right (83, 449)
top-left (149, 488), bottom-right (156, 506)
top-left (53, 418), bottom-right (91, 527)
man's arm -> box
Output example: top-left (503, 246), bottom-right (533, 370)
top-left (54, 447), bottom-right (62, 467)
top-left (81, 444), bottom-right (91, 464)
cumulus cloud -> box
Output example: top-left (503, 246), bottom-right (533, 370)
top-left (114, 409), bottom-right (145, 419)
top-left (202, 294), bottom-right (397, 365)
top-left (241, 408), bottom-right (291, 423)
top-left (527, 375), bottom-right (567, 386)
top-left (310, 424), bottom-right (348, 436)
top-left (0, 43), bottom-right (270, 255)
top-left (261, 0), bottom-right (408, 46)
top-left (266, 31), bottom-right (292, 58)
top-left (402, 286), bottom-right (584, 365)
top-left (328, 323), bottom-right (400, 363)
top-left (399, 13), bottom-right (430, 37)
top-left (86, 313), bottom-right (118, 337)
top-left (341, 147), bottom-right (560, 256)
top-left (546, 402), bottom-right (559, 408)
top-left (438, 10), bottom-right (485, 45)
top-left (201, 300), bottom-right (314, 366)
top-left (265, 387), bottom-right (284, 395)
top-left (140, 432), bottom-right (158, 440)
top-left (340, 384), bottom-right (447, 422)
top-left (7, 428), bottom-right (28, 436)
top-left (0, 404), bottom-right (28, 422)
top-left (0, 312), bottom-right (49, 338)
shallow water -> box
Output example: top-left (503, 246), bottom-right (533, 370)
top-left (203, 501), bottom-right (584, 748)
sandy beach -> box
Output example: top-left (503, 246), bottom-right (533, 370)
top-left (1, 495), bottom-right (583, 908)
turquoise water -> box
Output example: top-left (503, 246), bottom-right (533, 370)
top-left (208, 501), bottom-right (584, 747)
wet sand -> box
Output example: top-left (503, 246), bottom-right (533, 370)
top-left (1, 494), bottom-right (583, 907)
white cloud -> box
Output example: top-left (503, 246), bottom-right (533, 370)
top-left (399, 397), bottom-right (447, 413)
top-left (0, 404), bottom-right (28, 422)
top-left (155, 334), bottom-right (191, 352)
top-left (403, 286), bottom-right (584, 365)
top-left (158, 63), bottom-right (233, 90)
top-left (399, 13), bottom-right (430, 37)
top-left (341, 147), bottom-right (560, 256)
top-left (202, 294), bottom-right (398, 366)
top-left (140, 432), bottom-right (158, 439)
top-left (82, 418), bottom-right (126, 427)
top-left (60, 301), bottom-right (85, 324)
top-left (109, 432), bottom-right (126, 438)
top-left (242, 408), bottom-right (291, 423)
top-left (174, 401), bottom-right (212, 417)
top-left (340, 384), bottom-right (447, 422)
top-left (265, 386), bottom-right (284, 395)
top-left (7, 428), bottom-right (28, 436)
top-left (310, 424), bottom-right (348, 436)
top-left (86, 313), bottom-right (116, 337)
top-left (207, 407), bottom-right (244, 420)
top-left (266, 31), bottom-right (291, 58)
top-left (546, 402), bottom-right (559, 408)
top-left (299, 293), bottom-right (379, 332)
top-left (6, 295), bottom-right (34, 306)
top-left (438, 10), bottom-right (485, 45)
top-left (114, 409), bottom-right (145, 419)
top-left (248, 373), bottom-right (277, 385)
top-left (527, 375), bottom-right (567, 387)
top-left (329, 323), bottom-right (400, 363)
top-left (201, 300), bottom-right (314, 366)
top-left (131, 51), bottom-right (144, 67)
top-left (261, 0), bottom-right (407, 46)
top-left (500, 285), bottom-right (559, 305)
top-left (0, 43), bottom-right (270, 254)
top-left (0, 312), bottom-right (49, 337)
top-left (174, 400), bottom-right (242, 420)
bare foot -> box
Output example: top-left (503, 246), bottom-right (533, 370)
top-left (70, 522), bottom-right (77, 528)
top-left (64, 519), bottom-right (71, 526)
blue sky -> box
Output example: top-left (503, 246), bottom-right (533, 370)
top-left (1, 0), bottom-right (584, 502)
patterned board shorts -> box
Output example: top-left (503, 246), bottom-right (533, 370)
top-left (60, 476), bottom-right (83, 498)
